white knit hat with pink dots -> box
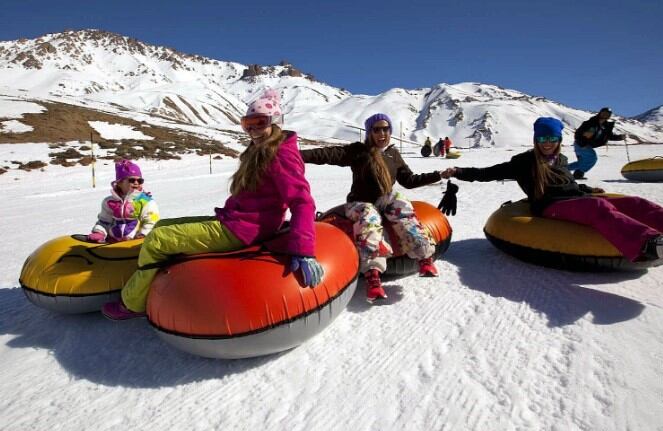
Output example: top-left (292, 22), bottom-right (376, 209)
top-left (246, 88), bottom-right (283, 125)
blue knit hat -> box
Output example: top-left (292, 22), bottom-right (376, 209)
top-left (533, 117), bottom-right (563, 139)
top-left (364, 113), bottom-right (392, 134)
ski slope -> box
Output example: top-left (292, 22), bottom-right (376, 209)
top-left (1, 141), bottom-right (662, 431)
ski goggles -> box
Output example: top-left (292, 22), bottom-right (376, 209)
top-left (535, 136), bottom-right (561, 144)
top-left (371, 126), bottom-right (391, 133)
top-left (240, 115), bottom-right (272, 130)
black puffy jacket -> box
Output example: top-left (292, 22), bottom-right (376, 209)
top-left (574, 115), bottom-right (623, 148)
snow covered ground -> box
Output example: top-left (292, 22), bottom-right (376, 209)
top-left (1, 141), bottom-right (662, 431)
top-left (88, 121), bottom-right (155, 141)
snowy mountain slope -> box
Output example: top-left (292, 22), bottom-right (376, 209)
top-left (0, 94), bottom-right (242, 167)
top-left (634, 105), bottom-right (663, 128)
top-left (1, 29), bottom-right (662, 149)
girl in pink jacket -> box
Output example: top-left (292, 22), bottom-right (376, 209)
top-left (103, 89), bottom-right (323, 320)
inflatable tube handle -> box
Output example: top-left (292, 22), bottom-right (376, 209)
top-left (56, 254), bottom-right (93, 266)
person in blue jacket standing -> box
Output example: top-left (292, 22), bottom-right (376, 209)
top-left (568, 107), bottom-right (625, 179)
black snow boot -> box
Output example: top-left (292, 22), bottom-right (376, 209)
top-left (642, 235), bottom-right (663, 261)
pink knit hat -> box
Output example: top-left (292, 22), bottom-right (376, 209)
top-left (115, 159), bottom-right (142, 182)
top-left (246, 89), bottom-right (283, 124)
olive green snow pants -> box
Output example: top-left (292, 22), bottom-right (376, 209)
top-left (121, 216), bottom-right (244, 312)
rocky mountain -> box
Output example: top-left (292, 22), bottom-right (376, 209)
top-left (1, 29), bottom-right (662, 151)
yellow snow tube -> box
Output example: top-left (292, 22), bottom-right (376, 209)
top-left (621, 157), bottom-right (663, 182)
top-left (20, 235), bottom-right (141, 313)
top-left (484, 199), bottom-right (660, 271)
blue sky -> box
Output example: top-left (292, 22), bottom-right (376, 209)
top-left (1, 0), bottom-right (661, 116)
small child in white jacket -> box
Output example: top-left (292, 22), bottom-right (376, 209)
top-left (88, 159), bottom-right (160, 243)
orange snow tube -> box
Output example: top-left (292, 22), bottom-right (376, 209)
top-left (147, 222), bottom-right (359, 359)
top-left (318, 200), bottom-right (452, 276)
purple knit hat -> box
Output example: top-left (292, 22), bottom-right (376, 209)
top-left (115, 159), bottom-right (142, 182)
top-left (364, 113), bottom-right (393, 134)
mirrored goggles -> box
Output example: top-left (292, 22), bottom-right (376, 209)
top-left (535, 136), bottom-right (561, 144)
top-left (241, 115), bottom-right (272, 130)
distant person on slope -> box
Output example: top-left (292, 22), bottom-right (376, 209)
top-left (102, 89), bottom-right (323, 320)
top-left (421, 136), bottom-right (433, 157)
top-left (87, 159), bottom-right (160, 243)
top-left (434, 137), bottom-right (445, 157)
top-left (443, 137), bottom-right (453, 154)
top-left (300, 113), bottom-right (443, 303)
top-left (440, 117), bottom-right (663, 262)
top-left (568, 107), bottom-right (626, 179)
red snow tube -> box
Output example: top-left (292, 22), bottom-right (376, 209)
top-left (146, 222), bottom-right (359, 359)
top-left (318, 200), bottom-right (452, 276)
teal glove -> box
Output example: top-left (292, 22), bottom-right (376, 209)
top-left (290, 256), bottom-right (324, 287)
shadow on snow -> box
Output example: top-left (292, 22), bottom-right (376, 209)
top-left (0, 286), bottom-right (280, 388)
top-left (443, 238), bottom-right (646, 327)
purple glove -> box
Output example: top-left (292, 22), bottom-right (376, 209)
top-left (87, 231), bottom-right (106, 243)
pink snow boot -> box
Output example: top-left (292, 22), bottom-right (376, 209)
top-left (87, 231), bottom-right (106, 243)
top-left (102, 300), bottom-right (146, 320)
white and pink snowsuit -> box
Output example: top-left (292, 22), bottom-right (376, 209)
top-left (91, 187), bottom-right (160, 242)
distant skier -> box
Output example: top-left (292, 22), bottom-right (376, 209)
top-left (568, 107), bottom-right (626, 179)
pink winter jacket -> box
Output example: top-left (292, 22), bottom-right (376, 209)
top-left (215, 131), bottom-right (317, 257)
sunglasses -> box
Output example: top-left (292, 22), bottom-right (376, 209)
top-left (241, 115), bottom-right (271, 130)
top-left (535, 136), bottom-right (561, 144)
top-left (126, 177), bottom-right (144, 184)
top-left (371, 126), bottom-right (391, 133)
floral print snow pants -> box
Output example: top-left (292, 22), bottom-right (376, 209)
top-left (345, 191), bottom-right (436, 273)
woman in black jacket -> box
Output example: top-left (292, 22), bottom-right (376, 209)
top-left (301, 113), bottom-right (443, 302)
top-left (441, 117), bottom-right (663, 263)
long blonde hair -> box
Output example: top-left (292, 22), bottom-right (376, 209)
top-left (531, 142), bottom-right (568, 199)
top-left (230, 126), bottom-right (285, 195)
top-left (364, 134), bottom-right (393, 195)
